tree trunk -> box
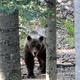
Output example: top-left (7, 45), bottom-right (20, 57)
top-left (46, 0), bottom-right (57, 80)
top-left (0, 10), bottom-right (21, 80)
top-left (74, 0), bottom-right (80, 80)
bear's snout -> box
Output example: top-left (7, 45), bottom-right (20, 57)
top-left (34, 52), bottom-right (37, 56)
top-left (32, 47), bottom-right (38, 56)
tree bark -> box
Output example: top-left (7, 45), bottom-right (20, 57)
top-left (0, 10), bottom-right (21, 80)
top-left (74, 0), bottom-right (80, 80)
top-left (46, 0), bottom-right (57, 80)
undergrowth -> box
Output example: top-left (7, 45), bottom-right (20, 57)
top-left (19, 17), bottom-right (75, 49)
top-left (57, 18), bottom-right (75, 48)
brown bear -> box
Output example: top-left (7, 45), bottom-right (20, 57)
top-left (24, 30), bottom-right (46, 78)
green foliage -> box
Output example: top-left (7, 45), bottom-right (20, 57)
top-left (63, 20), bottom-right (74, 37)
top-left (19, 35), bottom-right (26, 48)
top-left (0, 0), bottom-right (53, 20)
top-left (57, 18), bottom-right (75, 48)
top-left (0, 1), bottom-right (19, 14)
top-left (27, 26), bottom-right (33, 30)
top-left (57, 18), bottom-right (74, 37)
top-left (57, 18), bottom-right (63, 26)
top-left (40, 18), bottom-right (46, 26)
top-left (19, 1), bottom-right (53, 20)
top-left (63, 35), bottom-right (75, 48)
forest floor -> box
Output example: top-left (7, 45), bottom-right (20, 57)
top-left (21, 49), bottom-right (75, 80)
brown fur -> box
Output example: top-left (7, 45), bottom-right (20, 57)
top-left (24, 31), bottom-right (46, 78)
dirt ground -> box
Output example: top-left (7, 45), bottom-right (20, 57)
top-left (21, 49), bottom-right (75, 80)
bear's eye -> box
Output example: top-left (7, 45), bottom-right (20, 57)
top-left (37, 44), bottom-right (40, 49)
top-left (31, 44), bottom-right (35, 47)
top-left (27, 35), bottom-right (32, 41)
top-left (39, 36), bottom-right (43, 42)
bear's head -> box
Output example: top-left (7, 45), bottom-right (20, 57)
top-left (25, 31), bottom-right (45, 57)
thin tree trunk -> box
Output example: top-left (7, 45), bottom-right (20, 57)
top-left (74, 0), bottom-right (80, 80)
top-left (0, 10), bottom-right (21, 80)
top-left (46, 0), bottom-right (57, 80)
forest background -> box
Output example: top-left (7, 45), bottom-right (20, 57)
top-left (0, 0), bottom-right (74, 49)
top-left (0, 0), bottom-right (75, 79)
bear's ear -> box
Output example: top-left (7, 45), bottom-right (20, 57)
top-left (27, 35), bottom-right (32, 41)
top-left (39, 36), bottom-right (43, 42)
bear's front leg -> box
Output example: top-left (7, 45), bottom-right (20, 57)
top-left (25, 55), bottom-right (35, 78)
top-left (26, 61), bottom-right (35, 78)
top-left (41, 62), bottom-right (46, 74)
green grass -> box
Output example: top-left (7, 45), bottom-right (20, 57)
top-left (57, 18), bottom-right (75, 48)
top-left (57, 18), bottom-right (74, 37)
top-left (63, 35), bottom-right (75, 48)
top-left (64, 20), bottom-right (74, 37)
